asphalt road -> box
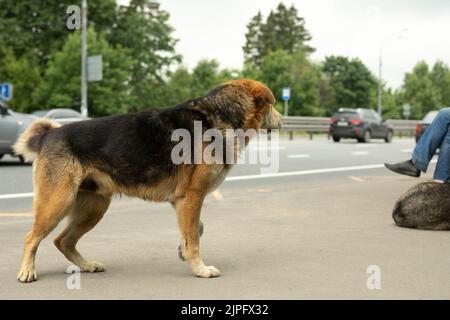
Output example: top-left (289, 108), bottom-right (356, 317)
top-left (0, 135), bottom-right (419, 211)
top-left (1, 136), bottom-right (448, 299)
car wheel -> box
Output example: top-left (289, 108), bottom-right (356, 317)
top-left (18, 155), bottom-right (25, 164)
top-left (332, 136), bottom-right (340, 143)
top-left (385, 130), bottom-right (393, 143)
top-left (362, 130), bottom-right (371, 143)
top-left (0, 154), bottom-right (3, 160)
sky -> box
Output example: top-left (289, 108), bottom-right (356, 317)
top-left (117, 0), bottom-right (450, 89)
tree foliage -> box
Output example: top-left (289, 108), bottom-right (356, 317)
top-left (33, 28), bottom-right (134, 116)
top-left (401, 61), bottom-right (442, 119)
top-left (243, 3), bottom-right (313, 69)
top-left (109, 0), bottom-right (181, 110)
top-left (0, 0), bottom-right (117, 67)
top-left (1, 1), bottom-right (449, 120)
top-left (322, 56), bottom-right (378, 114)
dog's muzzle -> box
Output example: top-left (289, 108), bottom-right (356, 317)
top-left (263, 107), bottom-right (282, 130)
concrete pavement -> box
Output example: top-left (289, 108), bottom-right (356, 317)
top-left (1, 168), bottom-right (449, 299)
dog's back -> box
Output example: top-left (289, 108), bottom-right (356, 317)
top-left (393, 181), bottom-right (450, 230)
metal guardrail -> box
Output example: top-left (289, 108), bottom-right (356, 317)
top-left (281, 117), bottom-right (417, 140)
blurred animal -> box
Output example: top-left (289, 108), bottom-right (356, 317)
top-left (393, 181), bottom-right (450, 230)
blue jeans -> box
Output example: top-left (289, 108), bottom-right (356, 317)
top-left (413, 108), bottom-right (450, 181)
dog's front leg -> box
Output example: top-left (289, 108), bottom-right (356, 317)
top-left (174, 192), bottom-right (220, 278)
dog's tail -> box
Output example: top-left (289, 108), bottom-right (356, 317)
top-left (13, 119), bottom-right (61, 161)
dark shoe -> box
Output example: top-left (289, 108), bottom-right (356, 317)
top-left (385, 160), bottom-right (420, 178)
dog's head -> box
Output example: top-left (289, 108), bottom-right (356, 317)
top-left (225, 79), bottom-right (282, 130)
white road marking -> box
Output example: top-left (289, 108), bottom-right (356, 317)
top-left (225, 164), bottom-right (385, 181)
top-left (287, 154), bottom-right (310, 159)
top-left (401, 148), bottom-right (414, 153)
top-left (0, 160), bottom-right (439, 199)
top-left (0, 212), bottom-right (33, 217)
top-left (355, 144), bottom-right (378, 148)
top-left (349, 176), bottom-right (366, 182)
top-left (0, 192), bottom-right (34, 200)
top-left (352, 151), bottom-right (369, 156)
top-left (249, 146), bottom-right (286, 151)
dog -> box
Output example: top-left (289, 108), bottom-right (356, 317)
top-left (393, 181), bottom-right (450, 230)
top-left (13, 79), bottom-right (282, 283)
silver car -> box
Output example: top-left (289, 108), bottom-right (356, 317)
top-left (0, 101), bottom-right (38, 162)
top-left (32, 108), bottom-right (88, 125)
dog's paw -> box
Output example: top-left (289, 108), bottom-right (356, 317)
top-left (80, 261), bottom-right (106, 273)
top-left (195, 265), bottom-right (221, 278)
top-left (17, 268), bottom-right (37, 283)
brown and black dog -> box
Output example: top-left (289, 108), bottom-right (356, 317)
top-left (13, 79), bottom-right (282, 283)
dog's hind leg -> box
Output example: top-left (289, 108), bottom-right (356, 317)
top-left (54, 191), bottom-right (111, 273)
top-left (174, 192), bottom-right (220, 278)
top-left (17, 158), bottom-right (81, 283)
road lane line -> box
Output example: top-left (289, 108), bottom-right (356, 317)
top-left (225, 164), bottom-right (385, 181)
top-left (401, 148), bottom-right (414, 153)
top-left (352, 151), bottom-right (369, 156)
top-left (0, 160), bottom-right (439, 198)
top-left (287, 154), bottom-right (310, 159)
top-left (0, 192), bottom-right (34, 200)
top-left (0, 212), bottom-right (33, 217)
top-left (349, 176), bottom-right (366, 182)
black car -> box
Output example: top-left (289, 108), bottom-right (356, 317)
top-left (330, 108), bottom-right (394, 143)
top-left (415, 110), bottom-right (438, 143)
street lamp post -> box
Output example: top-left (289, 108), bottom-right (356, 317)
top-left (377, 51), bottom-right (383, 116)
top-left (80, 0), bottom-right (88, 117)
top-left (377, 28), bottom-right (408, 116)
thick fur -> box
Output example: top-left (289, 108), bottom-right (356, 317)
top-left (393, 181), bottom-right (450, 230)
top-left (13, 119), bottom-right (62, 161)
top-left (14, 79), bottom-right (282, 282)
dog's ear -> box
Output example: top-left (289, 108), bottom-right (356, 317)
top-left (228, 79), bottom-right (276, 107)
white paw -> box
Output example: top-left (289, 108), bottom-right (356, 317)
top-left (195, 265), bottom-right (221, 278)
top-left (80, 261), bottom-right (106, 273)
top-left (17, 268), bottom-right (37, 283)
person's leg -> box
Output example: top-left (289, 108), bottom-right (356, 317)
top-left (433, 129), bottom-right (450, 181)
top-left (413, 108), bottom-right (450, 172)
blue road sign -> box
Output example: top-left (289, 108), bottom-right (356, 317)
top-left (282, 87), bottom-right (291, 101)
top-left (0, 82), bottom-right (13, 101)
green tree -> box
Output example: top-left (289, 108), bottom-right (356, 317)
top-left (0, 48), bottom-right (42, 112)
top-left (322, 56), bottom-right (378, 114)
top-left (260, 50), bottom-right (321, 116)
top-left (33, 28), bottom-right (134, 116)
top-left (243, 3), bottom-right (314, 69)
top-left (381, 88), bottom-right (402, 119)
top-left (430, 60), bottom-right (450, 106)
top-left (164, 66), bottom-right (193, 106)
top-left (402, 61), bottom-right (441, 119)
top-left (110, 0), bottom-right (181, 109)
top-left (243, 11), bottom-right (264, 67)
top-left (163, 60), bottom-right (240, 107)
top-left (0, 0), bottom-right (117, 67)
top-left (190, 59), bottom-right (222, 97)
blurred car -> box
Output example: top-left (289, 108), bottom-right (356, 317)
top-left (330, 108), bottom-right (394, 143)
top-left (416, 110), bottom-right (439, 143)
top-left (0, 101), bottom-right (38, 162)
top-left (32, 108), bottom-right (87, 125)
